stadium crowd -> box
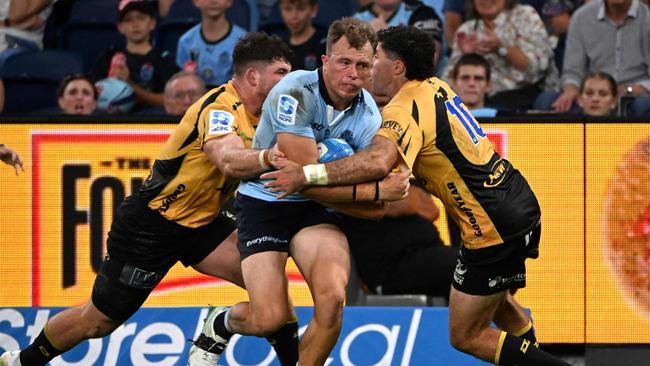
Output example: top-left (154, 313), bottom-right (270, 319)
top-left (0, 0), bottom-right (647, 117)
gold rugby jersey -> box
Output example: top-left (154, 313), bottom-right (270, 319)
top-left (376, 78), bottom-right (540, 250)
top-left (139, 81), bottom-right (258, 228)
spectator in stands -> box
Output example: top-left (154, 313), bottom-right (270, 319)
top-left (0, 0), bottom-right (57, 70)
top-left (91, 0), bottom-right (178, 112)
top-left (56, 73), bottom-right (97, 115)
top-left (176, 0), bottom-right (247, 88)
top-left (339, 183), bottom-right (456, 301)
top-left (577, 71), bottom-right (618, 117)
top-left (163, 70), bottom-right (206, 115)
top-left (541, 0), bottom-right (583, 71)
top-left (443, 0), bottom-right (559, 111)
top-left (275, 0), bottom-right (327, 71)
top-left (546, 0), bottom-right (650, 116)
top-left (0, 143), bottom-right (24, 175)
top-left (451, 53), bottom-right (499, 117)
top-left (354, 0), bottom-right (442, 64)
top-left (355, 0), bottom-right (443, 107)
top-left (158, 0), bottom-right (173, 18)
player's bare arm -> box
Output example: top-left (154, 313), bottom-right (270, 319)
top-left (302, 166), bottom-right (410, 203)
top-left (204, 134), bottom-right (284, 179)
top-left (262, 136), bottom-right (401, 195)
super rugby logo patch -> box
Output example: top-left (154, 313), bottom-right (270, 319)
top-left (208, 110), bottom-right (235, 135)
top-left (277, 94), bottom-right (299, 125)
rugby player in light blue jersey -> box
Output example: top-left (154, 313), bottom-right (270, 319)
top-left (188, 17), bottom-right (410, 366)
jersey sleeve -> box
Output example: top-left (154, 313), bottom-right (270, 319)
top-left (375, 104), bottom-right (423, 170)
top-left (199, 101), bottom-right (240, 144)
top-left (263, 82), bottom-right (317, 139)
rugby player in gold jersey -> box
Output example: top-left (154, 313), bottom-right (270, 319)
top-left (262, 25), bottom-right (571, 366)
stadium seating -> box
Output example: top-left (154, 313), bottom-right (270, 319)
top-left (0, 50), bottom-right (84, 114)
top-left (166, 0), bottom-right (258, 31)
top-left (155, 18), bottom-right (199, 55)
top-left (60, 0), bottom-right (123, 72)
top-left (262, 0), bottom-right (358, 30)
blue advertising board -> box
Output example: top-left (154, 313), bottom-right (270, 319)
top-left (0, 307), bottom-right (489, 365)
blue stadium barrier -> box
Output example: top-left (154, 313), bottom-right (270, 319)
top-left (0, 306), bottom-right (490, 365)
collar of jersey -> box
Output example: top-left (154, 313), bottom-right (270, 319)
top-left (317, 67), bottom-right (361, 121)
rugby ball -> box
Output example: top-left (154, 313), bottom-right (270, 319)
top-left (95, 77), bottom-right (135, 114)
top-left (317, 138), bottom-right (354, 163)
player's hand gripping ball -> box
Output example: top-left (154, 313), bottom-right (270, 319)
top-left (317, 138), bottom-right (354, 163)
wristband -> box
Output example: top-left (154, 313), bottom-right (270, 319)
top-left (374, 180), bottom-right (380, 201)
top-left (302, 164), bottom-right (328, 185)
top-left (263, 149), bottom-right (272, 167)
top-left (258, 149), bottom-right (270, 170)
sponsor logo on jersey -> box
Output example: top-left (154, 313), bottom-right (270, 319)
top-left (484, 159), bottom-right (509, 188)
top-left (208, 110), bottom-right (235, 135)
top-left (277, 94), bottom-right (299, 125)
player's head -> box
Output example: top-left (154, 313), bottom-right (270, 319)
top-left (322, 17), bottom-right (376, 107)
top-left (279, 0), bottom-right (318, 36)
top-left (451, 53), bottom-right (491, 109)
top-left (57, 73), bottom-right (97, 115)
top-left (164, 71), bottom-right (206, 115)
top-left (371, 25), bottom-right (435, 99)
top-left (117, 0), bottom-right (156, 44)
top-left (578, 71), bottom-right (617, 117)
top-left (232, 32), bottom-right (293, 97)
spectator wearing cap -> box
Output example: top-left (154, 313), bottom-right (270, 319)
top-left (176, 0), bottom-right (247, 88)
top-left (91, 0), bottom-right (178, 112)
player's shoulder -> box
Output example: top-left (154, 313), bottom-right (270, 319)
top-left (358, 88), bottom-right (381, 119)
top-left (270, 69), bottom-right (319, 99)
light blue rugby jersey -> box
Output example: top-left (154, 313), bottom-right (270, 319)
top-left (176, 23), bottom-right (247, 87)
top-left (238, 69), bottom-right (381, 202)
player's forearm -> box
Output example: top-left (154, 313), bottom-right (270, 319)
top-left (309, 144), bottom-right (392, 186)
top-left (217, 147), bottom-right (271, 179)
top-left (302, 181), bottom-right (381, 203)
top-left (319, 201), bottom-right (386, 220)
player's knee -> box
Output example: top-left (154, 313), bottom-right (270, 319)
top-left (251, 313), bottom-right (288, 336)
top-left (449, 330), bottom-right (478, 354)
top-left (312, 290), bottom-right (345, 327)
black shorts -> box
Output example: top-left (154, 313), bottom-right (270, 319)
top-left (91, 195), bottom-right (236, 321)
top-left (452, 221), bottom-right (541, 296)
top-left (235, 194), bottom-right (340, 260)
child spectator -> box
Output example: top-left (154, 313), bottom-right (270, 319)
top-left (91, 0), bottom-right (178, 111)
top-left (176, 0), bottom-right (247, 88)
top-left (276, 0), bottom-right (326, 71)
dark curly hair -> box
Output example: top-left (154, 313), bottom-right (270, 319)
top-left (232, 32), bottom-right (294, 76)
top-left (377, 25), bottom-right (435, 81)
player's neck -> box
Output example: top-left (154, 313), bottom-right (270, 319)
top-left (231, 79), bottom-right (263, 116)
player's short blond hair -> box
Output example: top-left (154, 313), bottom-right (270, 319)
top-left (326, 17), bottom-right (377, 56)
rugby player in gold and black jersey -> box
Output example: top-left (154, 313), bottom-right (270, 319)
top-left (0, 33), bottom-right (304, 366)
top-left (262, 26), bottom-right (571, 366)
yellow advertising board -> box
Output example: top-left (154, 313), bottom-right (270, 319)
top-left (586, 124), bottom-right (650, 343)
top-left (1, 121), bottom-right (649, 344)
